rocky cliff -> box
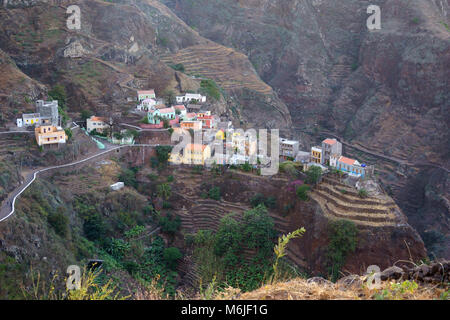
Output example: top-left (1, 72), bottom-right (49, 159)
top-left (160, 0), bottom-right (450, 258)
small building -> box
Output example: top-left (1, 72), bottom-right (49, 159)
top-left (174, 105), bottom-right (187, 119)
top-left (137, 90), bottom-right (156, 101)
top-left (112, 130), bottom-right (135, 145)
top-left (36, 100), bottom-right (59, 126)
top-left (86, 116), bottom-right (110, 133)
top-left (35, 125), bottom-right (67, 146)
top-left (16, 118), bottom-right (23, 127)
top-left (176, 93), bottom-right (206, 104)
top-left (295, 151), bottom-right (310, 164)
top-left (232, 133), bottom-right (257, 157)
top-left (23, 113), bottom-right (41, 127)
top-left (321, 138), bottom-right (342, 165)
top-left (215, 129), bottom-right (225, 141)
top-left (187, 104), bottom-right (202, 113)
top-left (182, 143), bottom-right (211, 165)
top-left (335, 156), bottom-right (366, 178)
top-left (110, 182), bottom-right (124, 191)
top-left (137, 98), bottom-right (157, 111)
top-left (180, 120), bottom-right (202, 131)
top-left (280, 138), bottom-right (299, 160)
top-left (197, 114), bottom-right (215, 129)
top-left (304, 162), bottom-right (328, 173)
top-left (185, 112), bottom-right (197, 121)
top-left (311, 146), bottom-right (323, 164)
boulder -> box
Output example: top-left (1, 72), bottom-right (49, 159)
top-left (380, 266), bottom-right (404, 281)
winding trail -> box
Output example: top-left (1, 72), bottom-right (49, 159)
top-left (0, 143), bottom-right (168, 223)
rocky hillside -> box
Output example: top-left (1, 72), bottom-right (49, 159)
top-left (0, 0), bottom-right (291, 128)
top-left (160, 0), bottom-right (450, 258)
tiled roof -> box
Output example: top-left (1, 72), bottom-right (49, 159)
top-left (138, 89), bottom-right (155, 95)
top-left (339, 156), bottom-right (356, 165)
top-left (174, 105), bottom-right (186, 110)
top-left (159, 107), bottom-right (175, 114)
top-left (323, 138), bottom-right (337, 145)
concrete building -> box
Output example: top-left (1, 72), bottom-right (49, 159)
top-left (22, 113), bottom-right (41, 127)
top-left (182, 143), bottom-right (211, 165)
top-left (321, 138), bottom-right (342, 165)
top-left (86, 116), bottom-right (110, 133)
top-left (174, 105), bottom-right (187, 119)
top-left (335, 156), bottom-right (367, 178)
top-left (176, 93), bottom-right (206, 104)
top-left (180, 120), bottom-right (202, 131)
top-left (36, 100), bottom-right (59, 126)
top-left (137, 90), bottom-right (156, 101)
top-left (295, 151), bottom-right (310, 164)
top-left (311, 146), bottom-right (323, 164)
top-left (279, 138), bottom-right (299, 160)
top-left (137, 98), bottom-right (157, 111)
top-left (35, 125), bottom-right (67, 146)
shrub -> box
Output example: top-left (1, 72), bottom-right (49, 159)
top-left (208, 186), bottom-right (221, 200)
top-left (296, 185), bottom-right (311, 201)
top-left (83, 213), bottom-right (105, 241)
top-left (47, 208), bottom-right (69, 237)
top-left (156, 146), bottom-right (173, 167)
top-left (327, 220), bottom-right (358, 281)
top-left (358, 188), bottom-right (369, 198)
top-left (306, 166), bottom-right (322, 185)
top-left (159, 213), bottom-right (181, 235)
top-left (163, 247), bottom-right (183, 270)
top-left (169, 63), bottom-right (185, 72)
top-left (157, 183), bottom-right (172, 200)
top-left (119, 168), bottom-right (137, 188)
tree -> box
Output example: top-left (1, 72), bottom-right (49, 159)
top-left (163, 90), bottom-right (176, 105)
top-left (156, 145), bottom-right (173, 167)
top-left (296, 185), bottom-right (311, 201)
top-left (80, 109), bottom-right (92, 121)
top-left (48, 84), bottom-right (67, 109)
top-left (157, 183), bottom-right (172, 200)
top-left (47, 208), bottom-right (69, 237)
top-left (306, 166), bottom-right (323, 185)
top-left (163, 247), bottom-right (183, 270)
top-left (208, 186), bottom-right (221, 200)
top-left (159, 213), bottom-right (181, 235)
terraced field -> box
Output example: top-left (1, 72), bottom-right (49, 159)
top-left (160, 44), bottom-right (273, 94)
top-left (309, 176), bottom-right (403, 228)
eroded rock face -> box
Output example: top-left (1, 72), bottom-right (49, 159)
top-left (162, 0), bottom-right (450, 258)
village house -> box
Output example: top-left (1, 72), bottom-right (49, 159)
top-left (21, 113), bottom-right (41, 127)
top-left (321, 138), bottom-right (342, 165)
top-left (112, 130), bottom-right (135, 145)
top-left (35, 125), bottom-right (67, 146)
top-left (335, 156), bottom-right (367, 178)
top-left (110, 182), bottom-right (124, 191)
top-left (186, 104), bottom-right (202, 113)
top-left (231, 133), bottom-right (258, 157)
top-left (137, 90), bottom-right (156, 101)
top-left (176, 93), bottom-right (206, 104)
top-left (86, 116), bottom-right (110, 134)
top-left (147, 107), bottom-right (176, 124)
top-left (184, 112), bottom-right (197, 121)
top-left (295, 151), bottom-right (311, 164)
top-left (137, 98), bottom-right (157, 111)
top-left (182, 143), bottom-right (211, 165)
top-left (279, 138), bottom-right (300, 160)
top-left (174, 105), bottom-right (187, 119)
top-left (311, 146), bottom-right (323, 164)
top-left (197, 114), bottom-right (215, 129)
top-left (180, 120), bottom-right (202, 131)
top-left (36, 100), bottom-right (59, 126)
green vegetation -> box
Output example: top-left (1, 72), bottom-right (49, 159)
top-left (279, 161), bottom-right (299, 177)
top-left (118, 167), bottom-right (139, 189)
top-left (163, 247), bottom-right (183, 270)
top-left (250, 193), bottom-right (277, 209)
top-left (48, 84), bottom-right (69, 126)
top-left (208, 186), bottom-right (221, 200)
top-left (272, 228), bottom-right (305, 283)
top-left (374, 280), bottom-right (419, 300)
top-left (158, 213), bottom-right (181, 235)
top-left (155, 146), bottom-right (173, 168)
top-left (305, 166), bottom-right (322, 185)
top-left (47, 207), bottom-right (69, 237)
top-left (191, 205), bottom-right (280, 292)
top-left (157, 183), bottom-right (172, 200)
top-left (169, 63), bottom-right (185, 72)
top-left (199, 79), bottom-right (221, 101)
top-left (296, 185), bottom-right (311, 201)
top-left (327, 220), bottom-right (358, 282)
top-left (358, 188), bottom-right (369, 198)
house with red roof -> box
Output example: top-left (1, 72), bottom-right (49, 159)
top-left (336, 156), bottom-right (367, 177)
top-left (137, 89), bottom-right (156, 101)
top-left (321, 138), bottom-right (342, 165)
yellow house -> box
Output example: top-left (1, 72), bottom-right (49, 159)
top-left (183, 143), bottom-right (211, 165)
top-left (311, 146), bottom-right (322, 164)
top-left (35, 125), bottom-right (67, 146)
top-left (215, 129), bottom-right (225, 141)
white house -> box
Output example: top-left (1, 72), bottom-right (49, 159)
top-left (137, 98), bottom-right (157, 111)
top-left (86, 116), bottom-right (110, 134)
top-left (22, 113), bottom-right (41, 126)
top-left (16, 118), bottom-right (23, 127)
top-left (176, 93), bottom-right (206, 104)
top-left (137, 90), bottom-right (156, 102)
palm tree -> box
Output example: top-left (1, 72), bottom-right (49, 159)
top-left (157, 183), bottom-right (172, 200)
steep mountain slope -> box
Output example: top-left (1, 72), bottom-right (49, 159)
top-left (0, 0), bottom-right (291, 128)
top-left (161, 0), bottom-right (450, 258)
